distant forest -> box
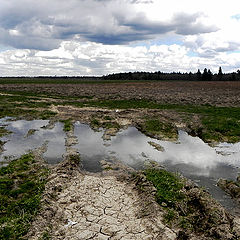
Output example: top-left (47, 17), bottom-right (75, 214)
top-left (103, 67), bottom-right (240, 81)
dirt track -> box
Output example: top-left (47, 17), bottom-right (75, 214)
top-left (1, 81), bottom-right (240, 106)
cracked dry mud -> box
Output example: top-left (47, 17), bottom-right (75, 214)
top-left (46, 173), bottom-right (175, 240)
top-left (28, 126), bottom-right (176, 240)
top-left (29, 163), bottom-right (176, 239)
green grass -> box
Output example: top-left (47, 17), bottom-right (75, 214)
top-left (145, 168), bottom-right (185, 208)
top-left (143, 168), bottom-right (232, 237)
top-left (39, 231), bottom-right (51, 240)
top-left (0, 127), bottom-right (10, 137)
top-left (90, 118), bottom-right (100, 127)
top-left (0, 93), bottom-right (57, 119)
top-left (61, 119), bottom-right (72, 132)
top-left (103, 115), bottom-right (113, 120)
top-left (2, 90), bottom-right (94, 100)
top-left (142, 119), bottom-right (177, 139)
top-left (0, 154), bottom-right (48, 240)
top-left (90, 117), bottom-right (120, 129)
top-left (85, 99), bottom-right (240, 142)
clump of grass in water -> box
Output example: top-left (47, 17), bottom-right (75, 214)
top-left (0, 154), bottom-right (48, 240)
top-left (61, 119), bottom-right (72, 132)
top-left (0, 127), bottom-right (10, 138)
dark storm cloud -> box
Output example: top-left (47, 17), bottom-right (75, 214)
top-left (0, 0), bottom-right (217, 50)
top-left (173, 13), bottom-right (218, 35)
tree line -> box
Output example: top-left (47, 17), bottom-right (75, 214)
top-left (103, 67), bottom-right (240, 81)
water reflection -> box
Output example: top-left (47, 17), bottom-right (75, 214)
top-left (0, 119), bottom-right (66, 164)
top-left (74, 123), bottom-right (107, 172)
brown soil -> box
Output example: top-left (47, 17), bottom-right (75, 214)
top-left (1, 81), bottom-right (240, 106)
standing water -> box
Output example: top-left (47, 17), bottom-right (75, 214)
top-left (0, 118), bottom-right (66, 164)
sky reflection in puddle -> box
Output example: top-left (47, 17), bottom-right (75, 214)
top-left (0, 119), bottom-right (66, 164)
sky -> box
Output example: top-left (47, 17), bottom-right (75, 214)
top-left (0, 0), bottom-right (240, 76)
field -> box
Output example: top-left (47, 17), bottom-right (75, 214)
top-left (1, 80), bottom-right (240, 106)
top-left (1, 79), bottom-right (240, 239)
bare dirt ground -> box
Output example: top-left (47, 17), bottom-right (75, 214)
top-left (1, 81), bottom-right (240, 106)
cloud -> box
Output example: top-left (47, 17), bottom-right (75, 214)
top-left (0, 0), bottom-right (240, 76)
top-left (0, 0), bottom-right (217, 50)
top-left (1, 40), bottom-right (240, 77)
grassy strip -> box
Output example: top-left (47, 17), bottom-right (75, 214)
top-left (0, 154), bottom-right (48, 240)
top-left (1, 90), bottom-right (93, 100)
top-left (0, 93), bottom-right (57, 119)
top-left (141, 119), bottom-right (177, 140)
top-left (84, 99), bottom-right (240, 142)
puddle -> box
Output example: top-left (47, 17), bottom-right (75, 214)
top-left (0, 118), bottom-right (66, 164)
top-left (1, 118), bottom-right (240, 214)
top-left (74, 123), bottom-right (107, 172)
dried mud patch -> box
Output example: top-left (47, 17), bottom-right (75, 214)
top-left (28, 156), bottom-right (177, 240)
